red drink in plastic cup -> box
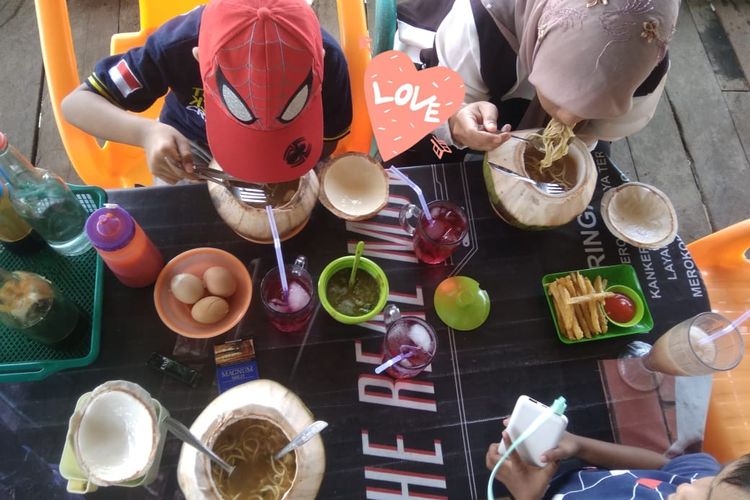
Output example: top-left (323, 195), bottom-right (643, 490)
top-left (261, 256), bottom-right (315, 333)
top-left (400, 201), bottom-right (468, 265)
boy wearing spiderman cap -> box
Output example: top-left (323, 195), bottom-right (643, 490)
top-left (62, 0), bottom-right (352, 184)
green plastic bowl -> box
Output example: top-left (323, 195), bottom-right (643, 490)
top-left (318, 256), bottom-right (389, 324)
top-left (603, 284), bottom-right (645, 328)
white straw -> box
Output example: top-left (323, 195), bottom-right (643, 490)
top-left (388, 166), bottom-right (433, 222)
top-left (698, 309), bottom-right (750, 345)
top-left (266, 205), bottom-right (289, 300)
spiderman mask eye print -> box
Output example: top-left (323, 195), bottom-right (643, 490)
top-left (199, 0), bottom-right (324, 183)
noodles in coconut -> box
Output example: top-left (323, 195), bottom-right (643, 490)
top-left (211, 419), bottom-right (296, 500)
top-left (529, 118), bottom-right (574, 189)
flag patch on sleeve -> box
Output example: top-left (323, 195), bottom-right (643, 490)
top-left (108, 59), bottom-right (142, 98)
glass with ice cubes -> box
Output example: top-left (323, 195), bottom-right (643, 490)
top-left (260, 255), bottom-right (315, 333)
top-left (399, 200), bottom-right (468, 265)
top-left (381, 304), bottom-right (437, 378)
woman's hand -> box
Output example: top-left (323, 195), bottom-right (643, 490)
top-left (448, 102), bottom-right (511, 151)
top-left (140, 122), bottom-right (195, 184)
top-left (486, 431), bottom-right (559, 500)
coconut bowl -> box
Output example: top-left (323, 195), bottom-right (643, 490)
top-left (600, 182), bottom-right (678, 250)
top-left (177, 380), bottom-right (325, 500)
top-left (318, 153), bottom-right (389, 221)
top-left (207, 160), bottom-right (319, 244)
top-left (63, 381), bottom-right (169, 491)
top-left (483, 129), bottom-right (597, 230)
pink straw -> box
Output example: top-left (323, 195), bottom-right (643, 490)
top-left (388, 167), bottom-right (433, 222)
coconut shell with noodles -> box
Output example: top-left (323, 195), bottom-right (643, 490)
top-left (483, 129), bottom-right (597, 230)
top-left (177, 379), bottom-right (325, 500)
top-left (207, 161), bottom-right (319, 244)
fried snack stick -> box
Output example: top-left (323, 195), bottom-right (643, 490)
top-left (567, 292), bottom-right (615, 305)
top-left (594, 275), bottom-right (609, 333)
top-left (547, 281), bottom-right (570, 339)
top-left (561, 275), bottom-right (591, 338)
top-left (560, 286), bottom-right (583, 340)
top-left (575, 272), bottom-right (602, 336)
top-left (550, 280), bottom-right (578, 339)
top-left (559, 277), bottom-right (586, 339)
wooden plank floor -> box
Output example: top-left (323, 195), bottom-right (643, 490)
top-left (1, 0), bottom-right (747, 243)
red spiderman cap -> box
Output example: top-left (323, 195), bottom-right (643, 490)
top-left (199, 0), bottom-right (323, 182)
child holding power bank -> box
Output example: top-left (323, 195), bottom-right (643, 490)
top-left (486, 426), bottom-right (750, 500)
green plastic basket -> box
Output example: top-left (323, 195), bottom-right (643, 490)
top-left (0, 185), bottom-right (106, 382)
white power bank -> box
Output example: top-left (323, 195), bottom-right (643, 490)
top-left (498, 395), bottom-right (568, 467)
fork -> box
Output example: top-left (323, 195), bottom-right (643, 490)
top-left (161, 144), bottom-right (267, 205)
top-left (509, 134), bottom-right (546, 153)
top-left (191, 166), bottom-right (269, 205)
top-left (487, 161), bottom-right (566, 195)
top-left (477, 125), bottom-right (547, 153)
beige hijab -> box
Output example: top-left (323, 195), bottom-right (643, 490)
top-left (483, 0), bottom-right (680, 120)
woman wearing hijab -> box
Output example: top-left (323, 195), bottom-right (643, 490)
top-left (398, 0), bottom-right (680, 153)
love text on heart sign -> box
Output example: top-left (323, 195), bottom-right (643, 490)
top-left (365, 51), bottom-right (464, 161)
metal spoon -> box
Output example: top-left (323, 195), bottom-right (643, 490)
top-left (165, 416), bottom-right (235, 475)
top-left (274, 420), bottom-right (328, 461)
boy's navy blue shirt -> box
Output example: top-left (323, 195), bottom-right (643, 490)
top-left (544, 453), bottom-right (721, 499)
top-left (85, 6), bottom-right (352, 148)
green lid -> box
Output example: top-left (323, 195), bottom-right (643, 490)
top-left (433, 276), bottom-right (490, 331)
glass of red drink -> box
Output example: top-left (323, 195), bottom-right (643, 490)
top-left (381, 304), bottom-right (437, 378)
top-left (260, 256), bottom-right (315, 333)
top-left (399, 200), bottom-right (468, 264)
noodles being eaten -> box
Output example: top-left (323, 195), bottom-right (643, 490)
top-left (526, 119), bottom-right (576, 189)
top-left (530, 119), bottom-right (574, 170)
top-left (211, 418), bottom-right (296, 500)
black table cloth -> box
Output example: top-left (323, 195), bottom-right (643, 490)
top-left (0, 152), bottom-right (709, 499)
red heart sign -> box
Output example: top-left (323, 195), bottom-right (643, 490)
top-left (365, 51), bottom-right (465, 161)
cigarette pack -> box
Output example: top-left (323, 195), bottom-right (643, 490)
top-left (214, 338), bottom-right (260, 394)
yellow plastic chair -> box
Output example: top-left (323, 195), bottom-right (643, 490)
top-left (35, 0), bottom-right (205, 188)
top-left (688, 219), bottom-right (750, 462)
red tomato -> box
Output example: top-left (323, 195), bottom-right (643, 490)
top-left (604, 293), bottom-right (636, 323)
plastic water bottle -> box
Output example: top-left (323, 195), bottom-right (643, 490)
top-left (85, 204), bottom-right (164, 287)
top-left (0, 132), bottom-right (90, 256)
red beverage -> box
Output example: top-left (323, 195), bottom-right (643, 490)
top-left (382, 317), bottom-right (437, 378)
top-left (260, 257), bottom-right (315, 333)
top-left (412, 201), bottom-right (468, 264)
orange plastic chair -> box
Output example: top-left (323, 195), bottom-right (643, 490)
top-left (34, 0), bottom-right (205, 188)
top-left (334, 0), bottom-right (373, 155)
top-left (688, 219), bottom-right (750, 463)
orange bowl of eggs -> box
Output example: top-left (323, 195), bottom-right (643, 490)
top-left (154, 247), bottom-right (252, 338)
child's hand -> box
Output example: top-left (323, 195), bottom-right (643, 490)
top-left (540, 432), bottom-right (581, 464)
top-left (141, 122), bottom-right (194, 184)
top-left (487, 432), bottom-right (559, 500)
